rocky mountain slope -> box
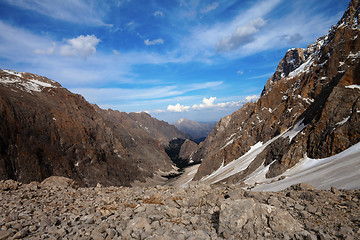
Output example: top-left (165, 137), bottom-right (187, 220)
top-left (172, 118), bottom-right (216, 143)
top-left (192, 0), bottom-right (360, 187)
top-left (127, 112), bottom-right (186, 145)
top-left (0, 69), bottom-right (176, 187)
top-left (0, 178), bottom-right (359, 239)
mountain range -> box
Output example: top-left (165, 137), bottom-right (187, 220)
top-left (190, 0), bottom-right (360, 190)
top-left (0, 71), bottom-right (185, 186)
top-left (0, 0), bottom-right (359, 190)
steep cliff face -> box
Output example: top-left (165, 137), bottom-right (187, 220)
top-left (193, 0), bottom-right (360, 184)
top-left (0, 70), bottom-right (174, 186)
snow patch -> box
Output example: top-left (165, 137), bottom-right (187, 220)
top-left (29, 79), bottom-right (54, 88)
top-left (1, 73), bottom-right (57, 93)
top-left (348, 51), bottom-right (360, 59)
top-left (282, 119), bottom-right (306, 143)
top-left (336, 116), bottom-right (350, 126)
top-left (221, 133), bottom-right (236, 150)
top-left (200, 141), bottom-right (269, 185)
top-left (3, 69), bottom-right (22, 77)
top-left (345, 85), bottom-right (360, 90)
top-left (244, 160), bottom-right (276, 186)
top-left (288, 56), bottom-right (314, 78)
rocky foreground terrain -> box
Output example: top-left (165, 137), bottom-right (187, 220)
top-left (0, 177), bottom-right (359, 240)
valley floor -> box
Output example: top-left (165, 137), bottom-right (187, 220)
top-left (0, 177), bottom-right (359, 239)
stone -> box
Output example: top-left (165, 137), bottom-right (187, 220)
top-left (267, 196), bottom-right (282, 207)
top-left (306, 205), bottom-right (317, 214)
top-left (219, 198), bottom-right (303, 238)
top-left (0, 230), bottom-right (13, 240)
top-left (126, 217), bottom-right (151, 232)
top-left (105, 228), bottom-right (117, 239)
top-left (0, 180), bottom-right (20, 191)
top-left (290, 183), bottom-right (316, 191)
top-left (0, 170), bottom-right (359, 240)
top-left (294, 203), bottom-right (305, 211)
top-left (11, 229), bottom-right (28, 239)
top-left (331, 187), bottom-right (341, 195)
top-left (41, 176), bottom-right (79, 189)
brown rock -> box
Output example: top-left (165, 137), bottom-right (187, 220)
top-left (0, 70), bottom-right (177, 187)
top-left (192, 0), bottom-right (360, 185)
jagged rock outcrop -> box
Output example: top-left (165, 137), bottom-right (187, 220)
top-left (193, 0), bottom-right (360, 185)
top-left (172, 118), bottom-right (216, 143)
top-left (0, 70), bottom-right (174, 187)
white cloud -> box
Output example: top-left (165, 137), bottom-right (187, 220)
top-left (163, 96), bottom-right (259, 113)
top-left (60, 35), bottom-right (100, 59)
top-left (216, 18), bottom-right (266, 52)
top-left (201, 2), bottom-right (219, 14)
top-left (154, 11), bottom-right (164, 17)
top-left (167, 103), bottom-right (191, 112)
top-left (192, 97), bottom-right (216, 109)
top-left (4, 0), bottom-right (112, 27)
top-left (237, 70), bottom-right (244, 75)
top-left (113, 49), bottom-right (120, 55)
top-left (144, 38), bottom-right (164, 46)
top-left (245, 95), bottom-right (259, 102)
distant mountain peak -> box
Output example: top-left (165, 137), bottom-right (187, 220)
top-left (172, 118), bottom-right (216, 142)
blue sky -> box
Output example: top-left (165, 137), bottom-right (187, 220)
top-left (0, 0), bottom-right (349, 123)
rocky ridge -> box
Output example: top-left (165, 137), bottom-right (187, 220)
top-left (192, 0), bottom-right (360, 185)
top-left (0, 177), bottom-right (359, 239)
top-left (127, 112), bottom-right (186, 146)
top-left (0, 69), bottom-right (179, 187)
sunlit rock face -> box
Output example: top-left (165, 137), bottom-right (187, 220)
top-left (193, 0), bottom-right (360, 184)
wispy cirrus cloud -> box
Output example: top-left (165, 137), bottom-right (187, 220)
top-left (216, 18), bottom-right (266, 52)
top-left (200, 2), bottom-right (219, 14)
top-left (71, 81), bottom-right (223, 104)
top-left (3, 0), bottom-right (112, 27)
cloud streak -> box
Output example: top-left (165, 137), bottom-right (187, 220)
top-left (216, 18), bottom-right (266, 52)
top-left (144, 38), bottom-right (164, 46)
top-left (3, 0), bottom-right (112, 26)
top-left (201, 2), bottom-right (219, 14)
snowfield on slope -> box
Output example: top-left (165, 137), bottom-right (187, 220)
top-left (198, 120), bottom-right (307, 185)
top-left (252, 142), bottom-right (360, 191)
